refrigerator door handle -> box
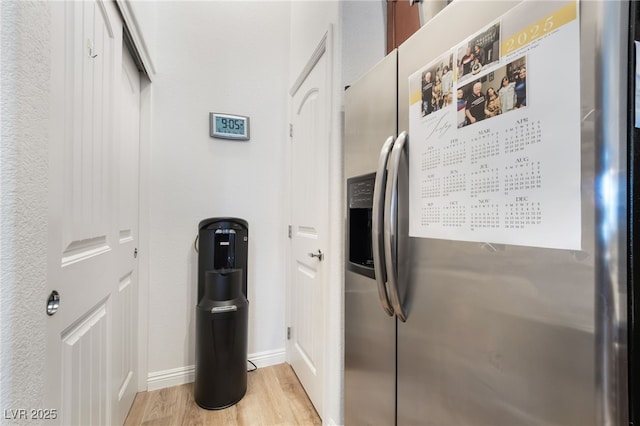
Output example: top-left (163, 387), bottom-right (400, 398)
top-left (384, 131), bottom-right (408, 322)
top-left (372, 135), bottom-right (396, 316)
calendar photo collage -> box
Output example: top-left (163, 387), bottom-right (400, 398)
top-left (407, 0), bottom-right (582, 250)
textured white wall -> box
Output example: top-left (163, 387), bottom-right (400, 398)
top-left (148, 1), bottom-right (291, 375)
top-left (0, 0), bottom-right (50, 418)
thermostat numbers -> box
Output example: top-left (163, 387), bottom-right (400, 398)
top-left (210, 113), bottom-right (250, 141)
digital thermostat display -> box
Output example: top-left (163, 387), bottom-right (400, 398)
top-left (209, 113), bottom-right (250, 141)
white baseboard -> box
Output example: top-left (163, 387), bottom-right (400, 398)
top-left (147, 348), bottom-right (286, 391)
top-left (247, 347), bottom-right (286, 368)
top-left (147, 365), bottom-right (194, 392)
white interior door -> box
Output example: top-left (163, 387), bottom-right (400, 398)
top-left (45, 2), bottom-right (139, 424)
top-left (112, 44), bottom-right (141, 425)
top-left (288, 45), bottom-right (329, 418)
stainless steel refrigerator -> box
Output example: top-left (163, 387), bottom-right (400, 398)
top-left (344, 0), bottom-right (636, 424)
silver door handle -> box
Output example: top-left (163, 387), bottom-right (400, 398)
top-left (308, 250), bottom-right (324, 261)
top-left (384, 131), bottom-right (408, 322)
top-left (373, 136), bottom-right (396, 316)
top-left (47, 290), bottom-right (60, 316)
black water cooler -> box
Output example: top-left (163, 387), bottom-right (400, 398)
top-left (195, 218), bottom-right (249, 409)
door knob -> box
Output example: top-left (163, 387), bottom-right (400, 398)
top-left (47, 290), bottom-right (60, 316)
top-left (308, 250), bottom-right (324, 261)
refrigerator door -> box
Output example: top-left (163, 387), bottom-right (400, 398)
top-left (344, 52), bottom-right (397, 425)
top-left (595, 1), bottom-right (630, 423)
top-left (395, 0), bottom-right (623, 424)
top-left (629, 2), bottom-right (640, 422)
top-left (344, 52), bottom-right (398, 178)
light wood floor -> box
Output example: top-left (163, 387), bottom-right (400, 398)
top-left (124, 363), bottom-right (321, 426)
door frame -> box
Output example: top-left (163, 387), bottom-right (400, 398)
top-left (115, 1), bottom-right (155, 393)
top-left (286, 25), bottom-right (344, 424)
top-left (136, 73), bottom-right (152, 392)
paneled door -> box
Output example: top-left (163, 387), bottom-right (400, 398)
top-left (45, 1), bottom-right (139, 424)
top-left (112, 41), bottom-right (142, 426)
top-left (288, 37), bottom-right (330, 418)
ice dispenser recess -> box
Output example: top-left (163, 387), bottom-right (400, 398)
top-left (198, 217), bottom-right (249, 302)
top-left (347, 173), bottom-right (376, 279)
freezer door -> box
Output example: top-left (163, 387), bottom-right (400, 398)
top-left (344, 271), bottom-right (396, 425)
top-left (395, 0), bottom-right (624, 424)
top-left (344, 52), bottom-right (397, 425)
top-left (344, 52), bottom-right (398, 179)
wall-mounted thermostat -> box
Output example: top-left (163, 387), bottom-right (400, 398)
top-left (209, 113), bottom-right (250, 141)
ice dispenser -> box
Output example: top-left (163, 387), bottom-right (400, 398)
top-left (347, 173), bottom-right (376, 279)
